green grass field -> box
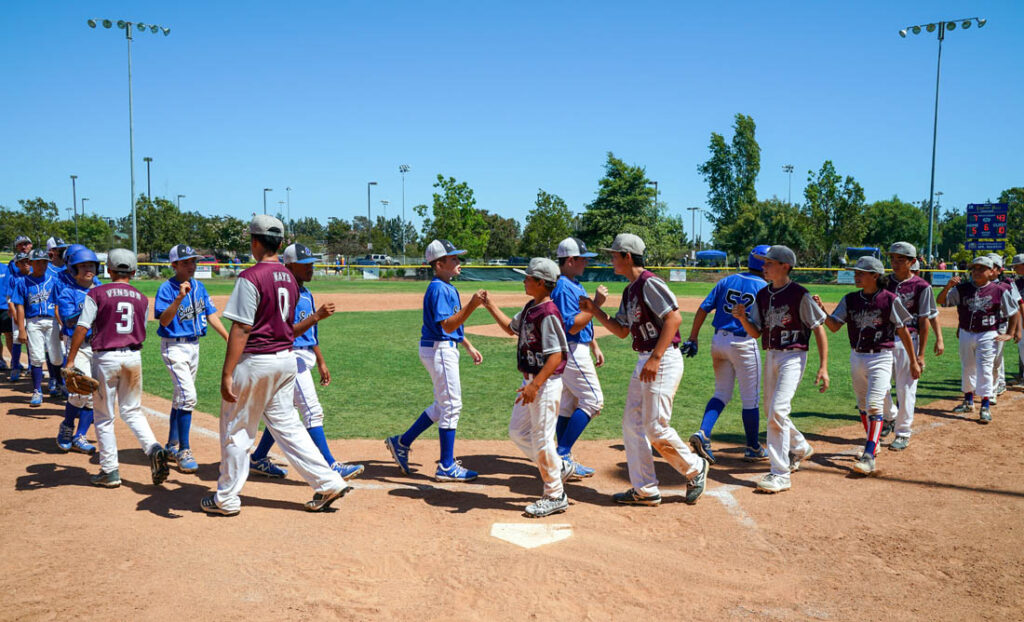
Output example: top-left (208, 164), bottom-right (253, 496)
top-left (138, 278), bottom-right (971, 445)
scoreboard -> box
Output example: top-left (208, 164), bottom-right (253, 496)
top-left (965, 202), bottom-right (1008, 251)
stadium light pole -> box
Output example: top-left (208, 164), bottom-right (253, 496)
top-left (81, 197), bottom-right (89, 215)
top-left (399, 165), bottom-right (410, 262)
top-left (899, 16), bottom-right (987, 262)
top-left (70, 175), bottom-right (79, 242)
top-left (686, 206), bottom-right (700, 250)
top-left (143, 156), bottom-right (153, 203)
top-left (646, 180), bottom-right (658, 208)
top-left (263, 188), bottom-right (272, 215)
top-left (367, 181), bottom-right (377, 250)
top-left (177, 194), bottom-right (185, 210)
top-left (782, 164), bottom-right (794, 204)
top-left (87, 18), bottom-right (171, 255)
top-left (285, 187), bottom-right (292, 231)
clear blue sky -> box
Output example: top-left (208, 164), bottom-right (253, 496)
top-left (1, 1), bottom-right (1020, 242)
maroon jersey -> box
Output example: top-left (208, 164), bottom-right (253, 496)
top-left (512, 299), bottom-right (567, 375)
top-left (753, 281), bottom-right (826, 351)
top-left (951, 281), bottom-right (1004, 333)
top-left (617, 270), bottom-right (681, 352)
top-left (834, 290), bottom-right (905, 352)
top-left (884, 275), bottom-right (933, 333)
top-left (88, 283), bottom-right (149, 351)
top-left (224, 262), bottom-right (300, 354)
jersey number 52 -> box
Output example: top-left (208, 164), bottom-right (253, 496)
top-left (724, 289), bottom-right (755, 314)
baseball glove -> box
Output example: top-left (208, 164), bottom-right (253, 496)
top-left (62, 367), bottom-right (100, 395)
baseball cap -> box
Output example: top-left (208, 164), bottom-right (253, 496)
top-left (14, 235), bottom-right (31, 246)
top-left (986, 253), bottom-right (1004, 268)
top-left (755, 245), bottom-right (798, 267)
top-left (29, 249), bottom-right (50, 262)
top-left (1011, 254), bottom-right (1024, 267)
top-left (169, 244), bottom-right (203, 263)
top-left (600, 233), bottom-right (646, 255)
top-left (556, 237), bottom-right (597, 258)
top-left (424, 239), bottom-right (467, 263)
top-left (888, 242), bottom-right (916, 258)
top-left (283, 243), bottom-right (317, 265)
top-left (514, 257), bottom-right (560, 283)
top-left (249, 214), bottom-right (285, 238)
top-left (108, 248), bottom-right (138, 273)
top-left (969, 256), bottom-right (994, 269)
top-left (852, 256), bottom-right (884, 274)
top-left (14, 252), bottom-right (29, 262)
top-left (46, 237), bottom-right (69, 252)
top-left (748, 244), bottom-right (771, 272)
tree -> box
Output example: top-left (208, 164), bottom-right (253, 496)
top-left (134, 196), bottom-right (184, 259)
top-left (862, 196), bottom-right (927, 252)
top-left (290, 216), bottom-right (325, 249)
top-left (480, 211), bottom-right (521, 259)
top-left (1000, 187), bottom-right (1024, 253)
top-left (802, 161), bottom-right (866, 267)
top-left (415, 175), bottom-right (489, 258)
top-left (578, 152), bottom-right (657, 248)
top-left (325, 217), bottom-right (365, 257)
top-left (714, 199), bottom-right (812, 263)
top-left (697, 113), bottom-right (760, 228)
top-left (520, 190), bottom-right (574, 258)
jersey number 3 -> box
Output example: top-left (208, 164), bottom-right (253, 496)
top-left (115, 302), bottom-right (134, 334)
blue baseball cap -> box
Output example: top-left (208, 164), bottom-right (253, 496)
top-left (283, 243), bottom-right (317, 265)
top-left (748, 244), bottom-right (771, 272)
top-left (169, 244), bottom-right (203, 263)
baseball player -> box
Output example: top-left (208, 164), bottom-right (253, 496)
top-left (1010, 254), bottom-right (1024, 386)
top-left (385, 239), bottom-right (485, 482)
top-left (202, 215), bottom-right (348, 515)
top-left (815, 256), bottom-right (918, 475)
top-left (878, 242), bottom-right (939, 451)
top-left (65, 249), bottom-right (171, 488)
top-left (683, 244), bottom-right (770, 464)
top-left (154, 244), bottom-right (230, 474)
top-left (581, 233), bottom-right (709, 506)
top-left (549, 237), bottom-right (605, 479)
top-left (937, 256), bottom-right (1020, 423)
top-left (249, 243), bottom-right (364, 480)
top-left (731, 245), bottom-right (829, 494)
top-left (44, 237), bottom-right (72, 398)
top-left (11, 249), bottom-right (56, 407)
top-left (0, 259), bottom-right (14, 371)
top-left (480, 258), bottom-right (574, 517)
top-left (985, 253), bottom-right (1022, 404)
top-left (55, 247), bottom-right (101, 454)
top-left (7, 237), bottom-right (33, 380)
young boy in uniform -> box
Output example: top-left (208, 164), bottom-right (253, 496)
top-left (480, 258), bottom-right (574, 517)
top-left (581, 233), bottom-right (709, 506)
top-left (55, 247), bottom-right (101, 454)
top-left (12, 249), bottom-right (56, 406)
top-left (985, 253), bottom-right (1022, 404)
top-left (1010, 254), bottom-right (1024, 386)
top-left (7, 236), bottom-right (33, 379)
top-left (385, 239), bottom-right (484, 482)
top-left (45, 237), bottom-right (71, 398)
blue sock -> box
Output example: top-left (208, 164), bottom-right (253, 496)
top-left (438, 427), bottom-right (456, 467)
top-left (251, 428), bottom-right (276, 461)
top-left (47, 362), bottom-right (63, 387)
top-left (981, 397), bottom-right (990, 408)
top-left (307, 425), bottom-right (337, 465)
top-left (30, 365), bottom-right (43, 392)
top-left (964, 392), bottom-right (974, 404)
top-left (75, 408), bottom-right (94, 437)
top-left (699, 398), bottom-right (726, 438)
top-left (741, 407), bottom-right (761, 448)
top-left (400, 411), bottom-right (434, 448)
top-left (555, 415), bottom-right (570, 440)
top-left (177, 410), bottom-right (192, 449)
top-left (63, 403), bottom-right (80, 427)
top-left (11, 344), bottom-right (21, 368)
top-left (167, 409), bottom-right (180, 446)
top-left (556, 408), bottom-right (591, 456)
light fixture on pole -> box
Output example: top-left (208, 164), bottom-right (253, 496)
top-left (899, 15), bottom-right (987, 261)
top-left (285, 187), bottom-right (292, 231)
top-left (82, 198), bottom-right (89, 214)
top-left (87, 17), bottom-right (171, 255)
top-left (263, 188), bottom-right (272, 215)
top-left (143, 156), bottom-right (153, 203)
top-left (782, 164), bottom-right (794, 204)
top-left (177, 194), bottom-right (185, 210)
top-left (70, 175), bottom-right (79, 243)
top-left (399, 165), bottom-right (410, 262)
top-left (367, 181), bottom-right (377, 250)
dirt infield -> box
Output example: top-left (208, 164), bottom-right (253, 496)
top-left (2, 292), bottom-right (1020, 620)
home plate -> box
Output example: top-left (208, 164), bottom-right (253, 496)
top-left (490, 523), bottom-right (573, 549)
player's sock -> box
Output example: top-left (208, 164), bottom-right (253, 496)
top-left (858, 410), bottom-right (868, 434)
top-left (11, 344), bottom-right (21, 368)
top-left (75, 408), bottom-right (94, 437)
top-left (47, 361), bottom-right (64, 388)
top-left (63, 403), bottom-right (80, 428)
top-left (438, 427), bottom-right (456, 468)
top-left (556, 408), bottom-right (591, 456)
top-left (741, 407), bottom-right (761, 448)
top-left (30, 365), bottom-right (43, 392)
top-left (964, 392), bottom-right (974, 404)
top-left (699, 398), bottom-right (726, 438)
top-left (865, 414), bottom-right (882, 456)
top-left (399, 411), bottom-right (433, 448)
top-left (251, 428), bottom-right (276, 461)
top-left (555, 415), bottom-right (571, 440)
top-left (167, 409), bottom-right (181, 446)
top-left (306, 425), bottom-right (337, 465)
top-left (981, 397), bottom-right (990, 408)
top-left (177, 410), bottom-right (192, 450)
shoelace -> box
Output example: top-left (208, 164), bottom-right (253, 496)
top-left (179, 449), bottom-right (194, 462)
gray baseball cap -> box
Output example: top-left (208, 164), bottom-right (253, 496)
top-left (888, 242), bottom-right (916, 258)
top-left (1011, 254), bottom-right (1024, 267)
top-left (424, 239), bottom-right (467, 263)
top-left (283, 243), bottom-right (317, 265)
top-left (755, 245), bottom-right (798, 267)
top-left (14, 235), bottom-right (31, 246)
top-left (969, 256), bottom-right (994, 269)
top-left (108, 248), bottom-right (138, 273)
top-left (514, 257), bottom-right (560, 283)
top-left (986, 253), bottom-right (1004, 268)
top-left (556, 237), bottom-right (597, 258)
top-left (249, 214), bottom-right (285, 238)
top-left (29, 249), bottom-right (50, 262)
top-left (852, 256), bottom-right (884, 274)
top-left (601, 233), bottom-right (646, 255)
top-left (46, 237), bottom-right (69, 251)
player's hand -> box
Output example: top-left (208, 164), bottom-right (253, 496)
top-left (639, 355), bottom-right (660, 382)
top-left (466, 344), bottom-right (483, 365)
top-left (591, 343), bottom-right (605, 367)
top-left (594, 285), bottom-right (608, 308)
top-left (731, 303), bottom-right (747, 320)
top-left (995, 333), bottom-right (1013, 342)
top-left (910, 360), bottom-right (922, 380)
top-left (470, 290), bottom-right (485, 308)
top-left (934, 339), bottom-right (945, 356)
top-left (811, 295), bottom-right (826, 312)
top-left (948, 275), bottom-right (961, 287)
top-left (917, 354), bottom-right (926, 373)
top-left (318, 361), bottom-right (331, 386)
top-left (17, 332), bottom-right (27, 344)
top-left (515, 381), bottom-right (538, 405)
top-left (220, 375), bottom-right (238, 403)
top-left (178, 281), bottom-right (192, 298)
top-left (815, 368), bottom-right (830, 392)
top-left (579, 296), bottom-right (595, 313)
top-left (315, 302), bottom-right (336, 321)
top-left (681, 340), bottom-right (698, 358)
top-left (1014, 333), bottom-right (1022, 344)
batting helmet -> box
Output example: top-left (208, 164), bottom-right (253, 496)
top-left (67, 247), bottom-right (99, 268)
top-left (63, 244), bottom-right (87, 269)
top-left (748, 244), bottom-right (771, 272)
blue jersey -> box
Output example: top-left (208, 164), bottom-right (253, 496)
top-left (57, 282), bottom-right (92, 338)
top-left (420, 277), bottom-right (464, 345)
top-left (551, 275), bottom-right (593, 344)
top-left (11, 273), bottom-right (56, 318)
top-left (154, 277), bottom-right (217, 338)
top-left (0, 264), bottom-right (10, 303)
top-left (699, 272), bottom-right (768, 336)
top-left (293, 287), bottom-right (318, 348)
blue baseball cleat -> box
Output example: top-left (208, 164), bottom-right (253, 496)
top-left (250, 456), bottom-right (287, 478)
top-left (743, 445), bottom-right (769, 461)
top-left (29, 391), bottom-right (43, 407)
top-left (47, 378), bottom-right (59, 397)
top-left (688, 431), bottom-right (716, 465)
top-left (435, 460), bottom-right (477, 482)
top-left (385, 435), bottom-right (412, 475)
top-left (332, 462), bottom-right (365, 479)
top-left (176, 448), bottom-right (199, 473)
top-left (9, 367), bottom-right (22, 382)
top-left (57, 423), bottom-right (74, 452)
top-left (70, 435), bottom-right (96, 455)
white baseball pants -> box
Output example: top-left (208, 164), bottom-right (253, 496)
top-left (993, 339), bottom-right (1006, 390)
top-left (294, 347), bottom-right (325, 428)
top-left (160, 339), bottom-right (200, 411)
top-left (883, 334), bottom-right (919, 437)
top-left (92, 350), bottom-right (159, 474)
top-left (558, 342), bottom-right (604, 418)
top-left (509, 375), bottom-right (564, 499)
top-left (710, 331), bottom-right (762, 409)
top-left (66, 340), bottom-right (94, 409)
top-left (850, 350), bottom-right (893, 415)
top-left (25, 316), bottom-right (53, 367)
top-left (958, 330), bottom-right (997, 399)
top-left (47, 317), bottom-right (64, 366)
top-left (419, 342), bottom-right (462, 429)
top-left (214, 350), bottom-right (343, 513)
top-left (764, 349), bottom-right (811, 477)
top-left (622, 348), bottom-right (702, 497)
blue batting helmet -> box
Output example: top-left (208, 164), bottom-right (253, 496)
top-left (67, 246), bottom-right (99, 269)
top-left (63, 244), bottom-right (87, 268)
top-left (748, 244), bottom-right (771, 272)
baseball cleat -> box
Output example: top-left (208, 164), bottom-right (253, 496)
top-left (332, 462), bottom-right (365, 479)
top-left (989, 395), bottom-right (997, 406)
top-left (979, 406), bottom-right (992, 424)
top-left (149, 446), bottom-right (171, 485)
top-left (743, 445), bottom-right (769, 461)
top-left (688, 431), bottom-right (717, 465)
top-left (200, 495), bottom-right (239, 516)
top-left (889, 435), bottom-right (910, 451)
top-left (435, 460), bottom-right (478, 482)
top-left (250, 457), bottom-right (287, 478)
top-left (165, 443), bottom-right (180, 464)
top-left (852, 454), bottom-right (876, 475)
top-left (47, 378), bottom-right (59, 397)
top-left (685, 457), bottom-right (710, 505)
top-left (305, 485), bottom-right (352, 512)
top-left (880, 419), bottom-right (895, 438)
top-left (57, 423), bottom-right (74, 452)
top-left (788, 444), bottom-right (815, 472)
top-left (9, 367), bottom-right (21, 382)
top-left (384, 435), bottom-right (412, 475)
top-left (176, 448), bottom-right (199, 473)
top-left (70, 435), bottom-right (96, 455)
top-left (29, 391), bottom-right (43, 407)
top-left (525, 494), bottom-right (569, 518)
top-left (611, 488), bottom-right (661, 506)
top-left (952, 400), bottom-right (974, 414)
top-left (995, 383), bottom-right (1006, 396)
top-left (90, 469), bottom-right (121, 488)
top-left (559, 457), bottom-right (575, 483)
top-left (756, 473), bottom-right (791, 494)
top-left (569, 460), bottom-right (596, 480)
